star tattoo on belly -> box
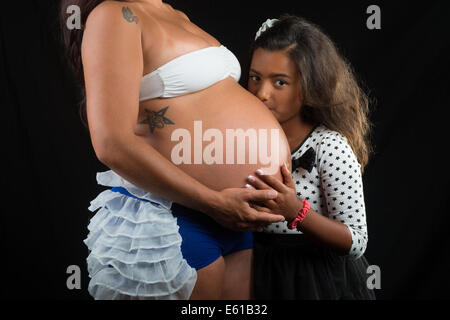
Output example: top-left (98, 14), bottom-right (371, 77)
top-left (138, 106), bottom-right (175, 133)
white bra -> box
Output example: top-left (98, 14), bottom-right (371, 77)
top-left (139, 45), bottom-right (241, 102)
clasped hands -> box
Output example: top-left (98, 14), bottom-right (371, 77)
top-left (211, 164), bottom-right (304, 232)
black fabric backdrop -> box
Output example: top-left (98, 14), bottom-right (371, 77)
top-left (1, 0), bottom-right (449, 300)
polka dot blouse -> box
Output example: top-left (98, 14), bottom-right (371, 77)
top-left (263, 125), bottom-right (369, 260)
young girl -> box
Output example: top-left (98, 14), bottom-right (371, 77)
top-left (246, 15), bottom-right (376, 299)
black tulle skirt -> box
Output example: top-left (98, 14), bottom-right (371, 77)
top-left (253, 232), bottom-right (376, 300)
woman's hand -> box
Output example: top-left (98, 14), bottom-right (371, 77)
top-left (246, 164), bottom-right (303, 222)
top-left (206, 187), bottom-right (285, 232)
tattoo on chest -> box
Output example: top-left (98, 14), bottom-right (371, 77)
top-left (122, 7), bottom-right (139, 24)
top-left (138, 106), bottom-right (175, 133)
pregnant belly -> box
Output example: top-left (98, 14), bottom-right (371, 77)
top-left (135, 79), bottom-right (291, 191)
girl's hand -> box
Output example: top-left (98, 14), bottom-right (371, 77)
top-left (208, 187), bottom-right (286, 232)
top-left (246, 164), bottom-right (303, 222)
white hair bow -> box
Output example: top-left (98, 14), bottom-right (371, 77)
top-left (254, 18), bottom-right (279, 40)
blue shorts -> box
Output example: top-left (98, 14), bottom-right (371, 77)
top-left (170, 202), bottom-right (254, 270)
top-left (111, 187), bottom-right (253, 270)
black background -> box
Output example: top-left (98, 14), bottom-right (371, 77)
top-left (1, 0), bottom-right (449, 300)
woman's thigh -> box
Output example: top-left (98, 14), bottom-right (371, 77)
top-left (189, 256), bottom-right (226, 300)
top-left (221, 248), bottom-right (253, 300)
top-left (189, 248), bottom-right (253, 300)
top-left (171, 203), bottom-right (253, 299)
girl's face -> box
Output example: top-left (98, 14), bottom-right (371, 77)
top-left (248, 48), bottom-right (304, 124)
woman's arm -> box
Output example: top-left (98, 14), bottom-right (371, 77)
top-left (81, 2), bottom-right (284, 230)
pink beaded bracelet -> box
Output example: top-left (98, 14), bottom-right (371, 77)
top-left (287, 200), bottom-right (311, 230)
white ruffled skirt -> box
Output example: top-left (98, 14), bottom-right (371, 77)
top-left (83, 170), bottom-right (197, 300)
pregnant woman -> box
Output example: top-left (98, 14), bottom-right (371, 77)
top-left (60, 0), bottom-right (291, 299)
